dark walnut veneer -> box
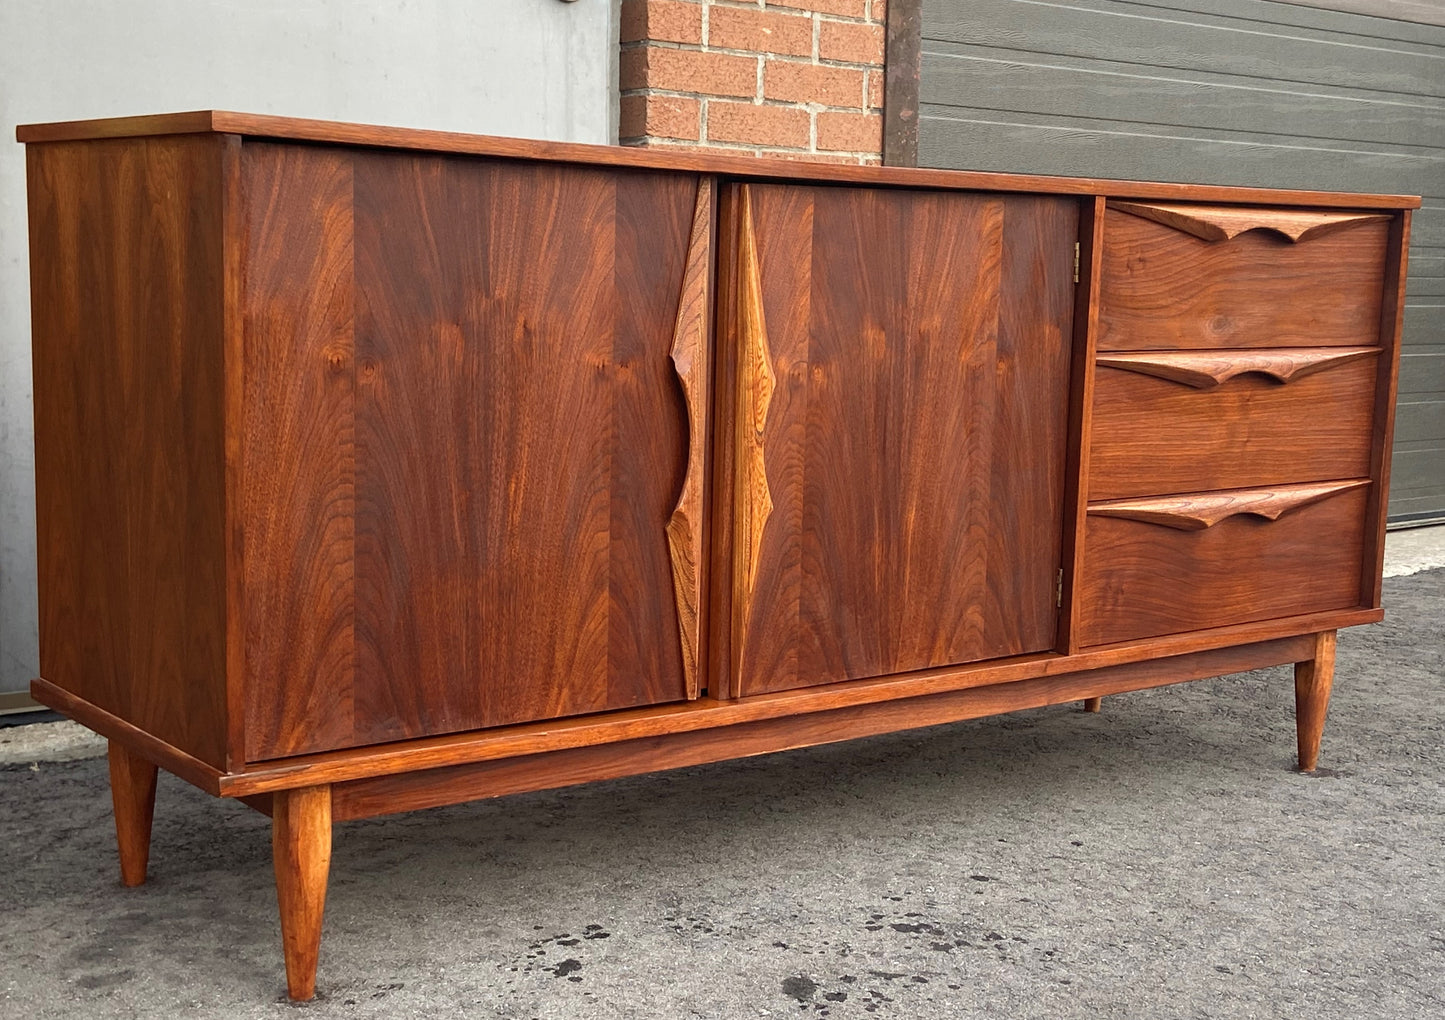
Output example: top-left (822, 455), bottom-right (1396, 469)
top-left (19, 112), bottom-right (1416, 1001)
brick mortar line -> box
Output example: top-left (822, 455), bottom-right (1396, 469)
top-left (621, 89), bottom-right (881, 115)
top-left (621, 39), bottom-right (880, 71)
top-left (703, 0), bottom-right (885, 22)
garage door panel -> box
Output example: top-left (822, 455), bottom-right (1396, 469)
top-left (921, 47), bottom-right (1445, 151)
top-left (924, 0), bottom-right (1443, 98)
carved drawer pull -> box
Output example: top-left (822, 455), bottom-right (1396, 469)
top-left (1087, 480), bottom-right (1370, 531)
top-left (1097, 347), bottom-right (1377, 389)
top-left (1112, 201), bottom-right (1391, 244)
top-left (666, 176), bottom-right (714, 699)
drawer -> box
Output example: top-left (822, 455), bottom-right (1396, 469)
top-left (1098, 201), bottom-right (1391, 351)
top-left (1077, 480), bottom-right (1369, 647)
top-left (1089, 347), bottom-right (1379, 499)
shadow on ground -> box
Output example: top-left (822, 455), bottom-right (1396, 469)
top-left (2, 569), bottom-right (1442, 1019)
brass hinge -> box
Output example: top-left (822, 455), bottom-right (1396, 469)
top-left (1056, 568), bottom-right (1064, 607)
top-left (1073, 242), bottom-right (1081, 284)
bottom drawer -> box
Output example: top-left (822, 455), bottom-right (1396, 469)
top-left (1077, 480), bottom-right (1369, 647)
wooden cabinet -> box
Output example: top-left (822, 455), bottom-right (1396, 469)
top-left (19, 112), bottom-right (1415, 1002)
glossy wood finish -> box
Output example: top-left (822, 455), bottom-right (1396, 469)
top-left (15, 111), bottom-right (1422, 210)
top-left (1057, 196), bottom-right (1107, 655)
top-left (207, 606), bottom-right (1375, 796)
top-left (1094, 347), bottom-right (1377, 389)
top-left (273, 785), bottom-right (332, 1001)
top-left (1295, 630), bottom-right (1337, 772)
top-left (1079, 483), bottom-right (1370, 646)
top-left (240, 144), bottom-right (356, 759)
top-left (33, 603), bottom-right (1387, 801)
top-left (328, 635), bottom-right (1315, 821)
top-left (27, 136), bottom-right (232, 770)
top-left (1089, 354), bottom-right (1377, 499)
top-left (241, 149), bottom-right (698, 759)
top-left (728, 186), bottom-right (778, 696)
top-left (1088, 480), bottom-right (1371, 530)
top-left (666, 177), bottom-right (716, 699)
top-left (726, 184), bottom-right (1075, 695)
top-left (1098, 204), bottom-right (1390, 350)
top-left (1110, 201), bottom-right (1391, 243)
top-left (107, 741), bottom-right (158, 887)
top-left (1361, 211), bottom-right (1412, 608)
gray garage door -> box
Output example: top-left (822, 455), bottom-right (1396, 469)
top-left (916, 0), bottom-right (1445, 524)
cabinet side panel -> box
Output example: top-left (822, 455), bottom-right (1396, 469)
top-left (241, 144), bottom-right (357, 761)
top-left (28, 136), bottom-right (229, 767)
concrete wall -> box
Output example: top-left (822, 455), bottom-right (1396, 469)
top-left (0, 0), bottom-right (619, 696)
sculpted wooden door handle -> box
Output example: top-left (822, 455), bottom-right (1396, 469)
top-left (666, 176), bottom-right (715, 700)
top-left (1096, 347), bottom-right (1378, 389)
top-left (1087, 479), bottom-right (1371, 531)
top-left (1111, 200), bottom-right (1391, 244)
top-left (732, 185), bottom-right (777, 674)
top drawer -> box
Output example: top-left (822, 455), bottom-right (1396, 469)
top-left (1098, 201), bottom-right (1391, 351)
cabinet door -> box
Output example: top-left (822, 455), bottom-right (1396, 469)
top-left (721, 184), bottom-right (1076, 697)
top-left (242, 145), bottom-right (711, 759)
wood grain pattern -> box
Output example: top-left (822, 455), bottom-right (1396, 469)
top-left (30, 679), bottom-right (226, 794)
top-left (1079, 484), bottom-right (1369, 646)
top-left (1361, 212), bottom-right (1412, 607)
top-left (1088, 355), bottom-right (1378, 499)
top-left (220, 608), bottom-right (1375, 795)
top-left (1095, 346), bottom-right (1377, 389)
top-left (27, 135), bottom-right (231, 769)
top-left (1111, 201), bottom-right (1392, 244)
top-left (666, 176), bottom-right (715, 700)
top-left (1057, 196), bottom-right (1107, 654)
top-left (344, 153), bottom-right (694, 750)
top-left (731, 184), bottom-right (1076, 696)
top-left (1098, 205), bottom-right (1389, 350)
top-left (34, 603), bottom-right (1387, 800)
top-left (272, 785), bottom-right (332, 1001)
top-left (729, 186), bottom-right (778, 694)
top-left (1294, 630), bottom-right (1337, 772)
top-left (1088, 480), bottom-right (1370, 531)
top-left (108, 741), bottom-right (158, 887)
top-left (327, 635), bottom-right (1315, 820)
top-left (241, 144), bottom-right (357, 760)
top-left (14, 112), bottom-right (1421, 210)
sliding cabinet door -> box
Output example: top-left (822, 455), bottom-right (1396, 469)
top-left (718, 183), bottom-right (1077, 697)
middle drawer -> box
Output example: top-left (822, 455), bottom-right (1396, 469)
top-left (1088, 346), bottom-right (1378, 500)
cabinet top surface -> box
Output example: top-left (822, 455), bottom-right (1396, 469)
top-left (16, 110), bottom-right (1421, 209)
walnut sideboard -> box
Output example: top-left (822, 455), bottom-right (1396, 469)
top-left (19, 112), bottom-right (1416, 1000)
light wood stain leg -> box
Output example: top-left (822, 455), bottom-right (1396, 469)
top-left (272, 785), bottom-right (332, 1001)
top-left (1082, 697), bottom-right (1102, 713)
top-left (107, 741), bottom-right (158, 887)
top-left (1295, 631), bottom-right (1337, 772)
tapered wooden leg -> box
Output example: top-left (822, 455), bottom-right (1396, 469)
top-left (1295, 630), bottom-right (1337, 772)
top-left (1082, 697), bottom-right (1102, 713)
top-left (272, 785), bottom-right (332, 1002)
top-left (107, 741), bottom-right (158, 887)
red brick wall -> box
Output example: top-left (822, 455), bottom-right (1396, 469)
top-left (619, 0), bottom-right (886, 164)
